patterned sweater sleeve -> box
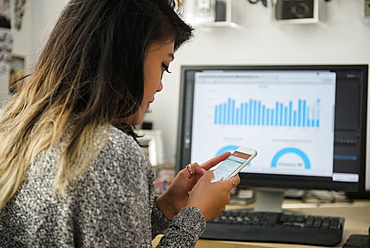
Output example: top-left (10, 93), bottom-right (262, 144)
top-left (154, 207), bottom-right (206, 248)
top-left (148, 162), bottom-right (206, 247)
top-left (151, 197), bottom-right (170, 237)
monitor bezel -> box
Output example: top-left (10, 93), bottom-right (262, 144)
top-left (176, 64), bottom-right (368, 193)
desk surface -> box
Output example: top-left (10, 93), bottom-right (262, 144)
top-left (152, 199), bottom-right (370, 248)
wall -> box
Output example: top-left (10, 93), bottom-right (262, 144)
top-left (9, 0), bottom-right (370, 190)
top-left (30, 0), bottom-right (68, 67)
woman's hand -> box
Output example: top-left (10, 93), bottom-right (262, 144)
top-left (155, 152), bottom-right (237, 221)
top-left (186, 172), bottom-right (240, 221)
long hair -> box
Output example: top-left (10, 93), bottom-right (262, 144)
top-left (0, 0), bottom-right (193, 209)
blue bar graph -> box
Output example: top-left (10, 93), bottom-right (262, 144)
top-left (214, 98), bottom-right (321, 127)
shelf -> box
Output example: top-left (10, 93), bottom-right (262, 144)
top-left (184, 0), bottom-right (244, 29)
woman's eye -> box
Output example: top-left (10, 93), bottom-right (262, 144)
top-left (162, 63), bottom-right (172, 74)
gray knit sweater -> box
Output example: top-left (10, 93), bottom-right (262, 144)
top-left (0, 126), bottom-right (206, 247)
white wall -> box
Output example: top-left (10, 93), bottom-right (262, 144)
top-left (13, 0), bottom-right (370, 190)
top-left (30, 0), bottom-right (68, 68)
top-left (12, 0), bottom-right (32, 73)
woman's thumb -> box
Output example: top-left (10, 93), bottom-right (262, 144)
top-left (202, 170), bottom-right (215, 182)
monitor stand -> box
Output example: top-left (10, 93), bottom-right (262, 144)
top-left (253, 188), bottom-right (285, 213)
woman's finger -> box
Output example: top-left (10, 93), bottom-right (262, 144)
top-left (200, 152), bottom-right (231, 170)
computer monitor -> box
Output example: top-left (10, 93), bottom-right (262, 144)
top-left (176, 64), bottom-right (368, 212)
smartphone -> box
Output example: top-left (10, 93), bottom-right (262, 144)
top-left (211, 147), bottom-right (257, 183)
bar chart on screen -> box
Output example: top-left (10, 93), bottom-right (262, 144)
top-left (214, 98), bottom-right (321, 127)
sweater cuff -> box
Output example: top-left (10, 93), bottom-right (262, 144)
top-left (152, 197), bottom-right (170, 237)
top-left (171, 207), bottom-right (206, 237)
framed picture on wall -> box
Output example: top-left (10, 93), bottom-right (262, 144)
top-left (0, 0), bottom-right (11, 29)
top-left (153, 162), bottom-right (175, 195)
top-left (9, 55), bottom-right (25, 93)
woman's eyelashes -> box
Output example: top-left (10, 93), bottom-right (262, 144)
top-left (162, 63), bottom-right (171, 74)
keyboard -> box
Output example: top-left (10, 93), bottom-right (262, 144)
top-left (200, 209), bottom-right (345, 246)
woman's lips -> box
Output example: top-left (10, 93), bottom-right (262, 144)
top-left (147, 100), bottom-right (154, 110)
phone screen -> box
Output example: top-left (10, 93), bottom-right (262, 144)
top-left (212, 151), bottom-right (251, 182)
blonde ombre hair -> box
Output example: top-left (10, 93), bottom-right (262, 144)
top-left (0, 0), bottom-right (193, 210)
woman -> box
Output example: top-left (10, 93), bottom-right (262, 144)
top-left (0, 0), bottom-right (239, 247)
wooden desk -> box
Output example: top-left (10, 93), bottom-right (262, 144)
top-left (152, 200), bottom-right (370, 248)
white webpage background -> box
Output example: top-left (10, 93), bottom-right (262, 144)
top-left (190, 71), bottom-right (336, 177)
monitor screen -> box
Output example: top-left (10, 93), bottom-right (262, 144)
top-left (176, 65), bottom-right (368, 210)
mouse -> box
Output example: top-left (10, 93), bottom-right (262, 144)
top-left (342, 227), bottom-right (370, 248)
